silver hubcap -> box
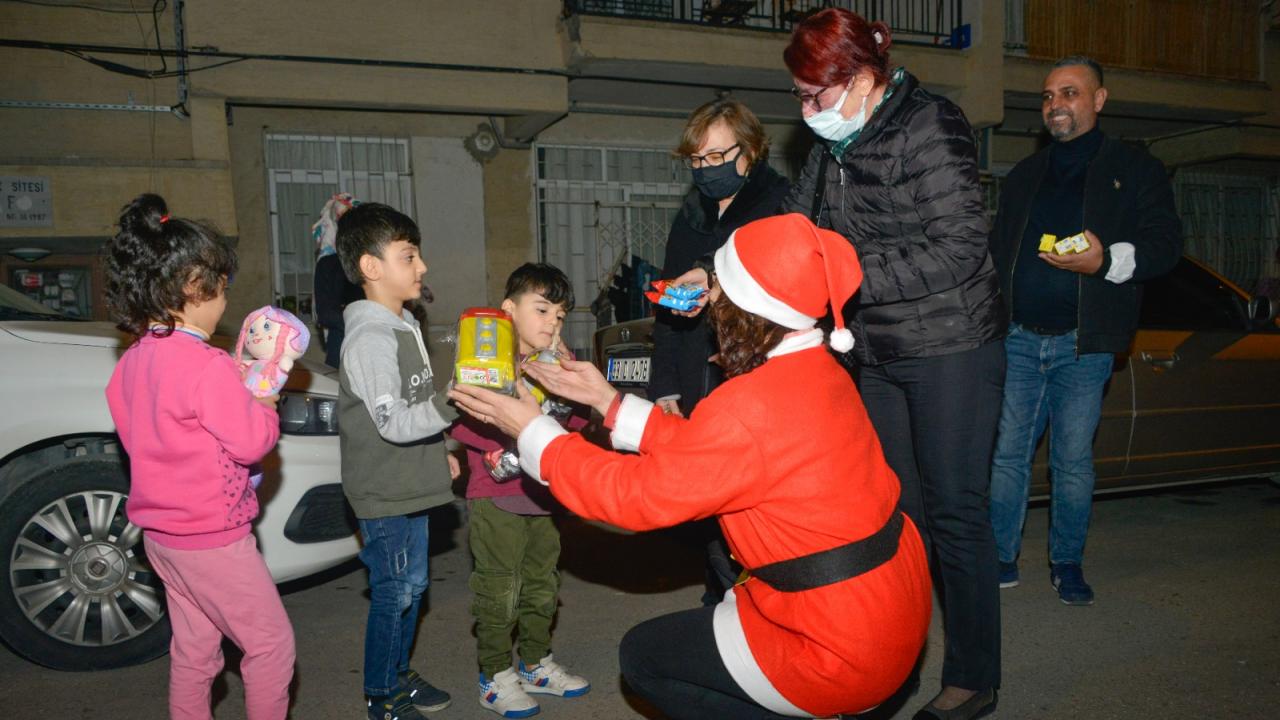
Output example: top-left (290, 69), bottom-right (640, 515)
top-left (9, 490), bottom-right (164, 647)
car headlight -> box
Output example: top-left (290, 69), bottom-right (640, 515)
top-left (278, 391), bottom-right (338, 435)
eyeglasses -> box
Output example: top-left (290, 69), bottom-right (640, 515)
top-left (683, 143), bottom-right (742, 169)
top-left (790, 81), bottom-right (848, 112)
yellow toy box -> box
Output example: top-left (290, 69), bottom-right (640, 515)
top-left (1054, 233), bottom-right (1089, 255)
top-left (454, 307), bottom-right (517, 395)
top-left (1038, 232), bottom-right (1089, 255)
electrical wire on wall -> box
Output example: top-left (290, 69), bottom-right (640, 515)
top-left (2, 0), bottom-right (243, 82)
top-left (128, 0), bottom-right (162, 189)
top-left (1, 0), bottom-right (146, 13)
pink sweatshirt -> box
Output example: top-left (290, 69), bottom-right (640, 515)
top-left (106, 329), bottom-right (280, 550)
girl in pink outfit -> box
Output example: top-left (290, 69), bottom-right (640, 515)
top-left (103, 194), bottom-right (295, 720)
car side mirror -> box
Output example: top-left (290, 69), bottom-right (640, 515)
top-left (1247, 296), bottom-right (1276, 329)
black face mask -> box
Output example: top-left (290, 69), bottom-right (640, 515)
top-left (692, 162), bottom-right (748, 201)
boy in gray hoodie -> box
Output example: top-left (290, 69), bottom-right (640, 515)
top-left (336, 203), bottom-right (456, 720)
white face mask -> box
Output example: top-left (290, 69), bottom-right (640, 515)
top-left (803, 84), bottom-right (870, 142)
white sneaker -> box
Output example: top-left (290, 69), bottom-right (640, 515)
top-left (517, 654), bottom-right (591, 698)
top-left (479, 668), bottom-right (540, 718)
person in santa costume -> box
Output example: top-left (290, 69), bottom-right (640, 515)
top-left (449, 213), bottom-right (932, 719)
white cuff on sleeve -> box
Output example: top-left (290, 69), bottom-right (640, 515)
top-left (1105, 242), bottom-right (1136, 284)
top-left (610, 394), bottom-right (655, 453)
top-left (516, 415), bottom-right (568, 485)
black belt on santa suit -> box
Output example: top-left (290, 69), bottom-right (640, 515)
top-left (747, 511), bottom-right (905, 593)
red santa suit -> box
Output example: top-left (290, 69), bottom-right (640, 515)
top-left (516, 327), bottom-right (932, 717)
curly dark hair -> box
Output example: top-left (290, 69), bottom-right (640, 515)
top-left (707, 291), bottom-right (789, 378)
top-left (105, 193), bottom-right (237, 338)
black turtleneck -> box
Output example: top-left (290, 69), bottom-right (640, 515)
top-left (1010, 125), bottom-right (1104, 331)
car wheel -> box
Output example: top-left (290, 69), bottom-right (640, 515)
top-left (0, 456), bottom-right (170, 670)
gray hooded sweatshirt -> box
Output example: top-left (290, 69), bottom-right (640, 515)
top-left (338, 300), bottom-right (457, 519)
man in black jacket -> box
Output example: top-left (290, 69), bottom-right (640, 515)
top-left (988, 56), bottom-right (1181, 605)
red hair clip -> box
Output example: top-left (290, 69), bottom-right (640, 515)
top-left (159, 214), bottom-right (170, 224)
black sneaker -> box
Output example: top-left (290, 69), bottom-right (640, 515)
top-left (401, 669), bottom-right (452, 712)
top-left (998, 561), bottom-right (1020, 589)
top-left (1050, 563), bottom-right (1094, 605)
top-left (368, 691), bottom-right (426, 720)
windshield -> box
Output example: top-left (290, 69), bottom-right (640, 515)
top-left (0, 282), bottom-right (77, 321)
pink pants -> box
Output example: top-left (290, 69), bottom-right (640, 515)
top-left (145, 533), bottom-right (296, 720)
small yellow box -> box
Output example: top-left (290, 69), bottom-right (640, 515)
top-left (1038, 234), bottom-right (1057, 253)
top-left (1053, 233), bottom-right (1089, 255)
top-left (454, 307), bottom-right (517, 394)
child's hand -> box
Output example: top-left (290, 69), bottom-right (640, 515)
top-left (255, 394), bottom-right (279, 410)
top-left (447, 453), bottom-right (461, 480)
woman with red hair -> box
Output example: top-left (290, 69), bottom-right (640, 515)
top-left (781, 8), bottom-right (1006, 720)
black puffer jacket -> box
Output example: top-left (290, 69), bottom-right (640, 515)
top-left (647, 163), bottom-right (790, 414)
top-left (784, 70), bottom-right (1005, 366)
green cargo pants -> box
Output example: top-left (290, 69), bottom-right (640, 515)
top-left (468, 498), bottom-right (562, 677)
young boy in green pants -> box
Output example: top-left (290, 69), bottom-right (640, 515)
top-left (450, 263), bottom-right (590, 718)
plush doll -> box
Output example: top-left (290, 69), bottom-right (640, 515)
top-left (235, 306), bottom-right (309, 490)
top-left (235, 306), bottom-right (311, 398)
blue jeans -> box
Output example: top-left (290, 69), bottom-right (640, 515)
top-left (989, 325), bottom-right (1114, 567)
top-left (358, 512), bottom-right (430, 696)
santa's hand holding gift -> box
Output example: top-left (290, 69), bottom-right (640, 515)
top-left (450, 213), bottom-right (932, 719)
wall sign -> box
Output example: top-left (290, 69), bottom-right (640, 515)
top-left (1, 176), bottom-right (53, 227)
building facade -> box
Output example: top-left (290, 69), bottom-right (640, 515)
top-left (3, 0), bottom-right (1278, 364)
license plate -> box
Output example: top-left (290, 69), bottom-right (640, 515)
top-left (607, 356), bottom-right (650, 384)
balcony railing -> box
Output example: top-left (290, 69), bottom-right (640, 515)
top-left (564, 1), bottom-right (968, 48)
top-left (1004, 0), bottom-right (1262, 82)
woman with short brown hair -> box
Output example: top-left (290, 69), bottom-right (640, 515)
top-left (651, 99), bottom-right (791, 606)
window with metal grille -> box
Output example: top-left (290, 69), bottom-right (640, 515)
top-left (1176, 172), bottom-right (1279, 298)
top-left (264, 134), bottom-right (415, 322)
top-left (535, 143), bottom-right (793, 350)
top-left (535, 145), bottom-right (691, 352)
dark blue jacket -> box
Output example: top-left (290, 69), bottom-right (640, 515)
top-left (989, 134), bottom-right (1183, 354)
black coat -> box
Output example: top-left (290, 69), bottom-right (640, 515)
top-left (784, 70), bottom-right (1005, 366)
top-left (989, 134), bottom-right (1182, 354)
top-left (314, 253), bottom-right (365, 368)
top-left (647, 163), bottom-right (790, 414)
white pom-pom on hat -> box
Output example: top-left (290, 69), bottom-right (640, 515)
top-left (829, 327), bottom-right (855, 353)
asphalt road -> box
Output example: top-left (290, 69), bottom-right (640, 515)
top-left (1, 478), bottom-right (1277, 719)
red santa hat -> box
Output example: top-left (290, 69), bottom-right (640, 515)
top-left (713, 213), bottom-right (862, 352)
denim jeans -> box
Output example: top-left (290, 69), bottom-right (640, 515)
top-left (989, 325), bottom-right (1114, 567)
top-left (358, 512), bottom-right (430, 697)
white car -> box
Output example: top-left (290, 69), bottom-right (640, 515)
top-left (0, 284), bottom-right (359, 670)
